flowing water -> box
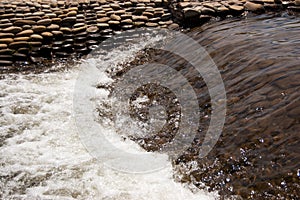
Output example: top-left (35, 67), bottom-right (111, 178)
top-left (0, 12), bottom-right (299, 199)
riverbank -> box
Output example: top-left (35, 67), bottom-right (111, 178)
top-left (0, 0), bottom-right (299, 69)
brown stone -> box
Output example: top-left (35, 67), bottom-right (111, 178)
top-left (132, 15), bottom-right (148, 21)
top-left (110, 14), bottom-right (121, 21)
top-left (14, 37), bottom-right (30, 41)
top-left (60, 27), bottom-right (72, 34)
top-left (183, 8), bottom-right (200, 18)
top-left (97, 17), bottom-right (111, 23)
top-left (0, 44), bottom-right (7, 49)
top-left (52, 18), bottom-right (62, 24)
top-left (41, 32), bottom-right (53, 38)
top-left (9, 41), bottom-right (29, 49)
top-left (87, 26), bottom-right (99, 33)
top-left (0, 33), bottom-right (14, 39)
top-left (229, 5), bottom-right (245, 12)
top-left (146, 22), bottom-right (158, 27)
top-left (16, 30), bottom-right (34, 37)
top-left (0, 38), bottom-right (14, 44)
top-left (67, 11), bottom-right (77, 17)
top-left (3, 26), bottom-right (22, 34)
top-left (30, 34), bottom-right (43, 41)
top-left (47, 24), bottom-right (60, 31)
top-left (244, 1), bottom-right (265, 12)
top-left (33, 25), bottom-right (47, 33)
top-left (14, 19), bottom-right (36, 26)
top-left (37, 19), bottom-right (52, 26)
top-left (73, 26), bottom-right (87, 34)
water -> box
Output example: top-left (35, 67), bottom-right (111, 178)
top-left (1, 12), bottom-right (299, 199)
top-left (0, 38), bottom-right (217, 199)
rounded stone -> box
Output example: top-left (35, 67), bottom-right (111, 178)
top-left (33, 25), bottom-right (47, 33)
top-left (14, 37), bottom-right (30, 41)
top-left (0, 33), bottom-right (14, 39)
top-left (47, 24), bottom-right (60, 31)
top-left (16, 29), bottom-right (34, 37)
top-left (110, 14), bottom-right (121, 21)
top-left (9, 41), bottom-right (29, 49)
top-left (0, 60), bottom-right (13, 66)
top-left (41, 32), bottom-right (53, 38)
top-left (73, 26), bottom-right (87, 34)
top-left (37, 19), bottom-right (52, 26)
top-left (146, 22), bottom-right (159, 27)
top-left (0, 38), bottom-right (14, 44)
top-left (97, 17), bottom-right (111, 23)
top-left (3, 26), bottom-right (22, 34)
top-left (87, 26), bottom-right (99, 33)
top-left (0, 44), bottom-right (7, 49)
top-left (30, 34), bottom-right (43, 41)
top-left (14, 19), bottom-right (36, 26)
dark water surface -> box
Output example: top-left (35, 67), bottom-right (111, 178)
top-left (179, 13), bottom-right (300, 199)
top-left (120, 13), bottom-right (300, 199)
top-left (184, 13), bottom-right (300, 199)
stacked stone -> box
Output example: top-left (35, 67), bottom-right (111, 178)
top-left (0, 0), bottom-right (299, 66)
top-left (0, 0), bottom-right (176, 66)
top-left (170, 0), bottom-right (300, 27)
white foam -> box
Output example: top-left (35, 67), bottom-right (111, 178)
top-left (0, 36), bottom-right (218, 200)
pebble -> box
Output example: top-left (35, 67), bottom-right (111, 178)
top-left (0, 38), bottom-right (13, 44)
top-left (14, 20), bottom-right (36, 26)
top-left (32, 25), bottom-right (47, 33)
top-left (30, 34), bottom-right (43, 41)
top-left (244, 1), bottom-right (265, 12)
top-left (16, 30), bottom-right (34, 37)
top-left (0, 0), bottom-right (297, 65)
top-left (3, 26), bottom-right (22, 34)
top-left (0, 44), bottom-right (7, 49)
top-left (9, 41), bottom-right (29, 49)
top-left (37, 19), bottom-right (52, 26)
top-left (14, 37), bottom-right (30, 41)
top-left (0, 33), bottom-right (14, 39)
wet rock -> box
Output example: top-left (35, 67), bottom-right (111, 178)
top-left (244, 1), bottom-right (265, 12)
top-left (183, 8), bottom-right (200, 18)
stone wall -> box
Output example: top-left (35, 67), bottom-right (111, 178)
top-left (0, 0), bottom-right (299, 66)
